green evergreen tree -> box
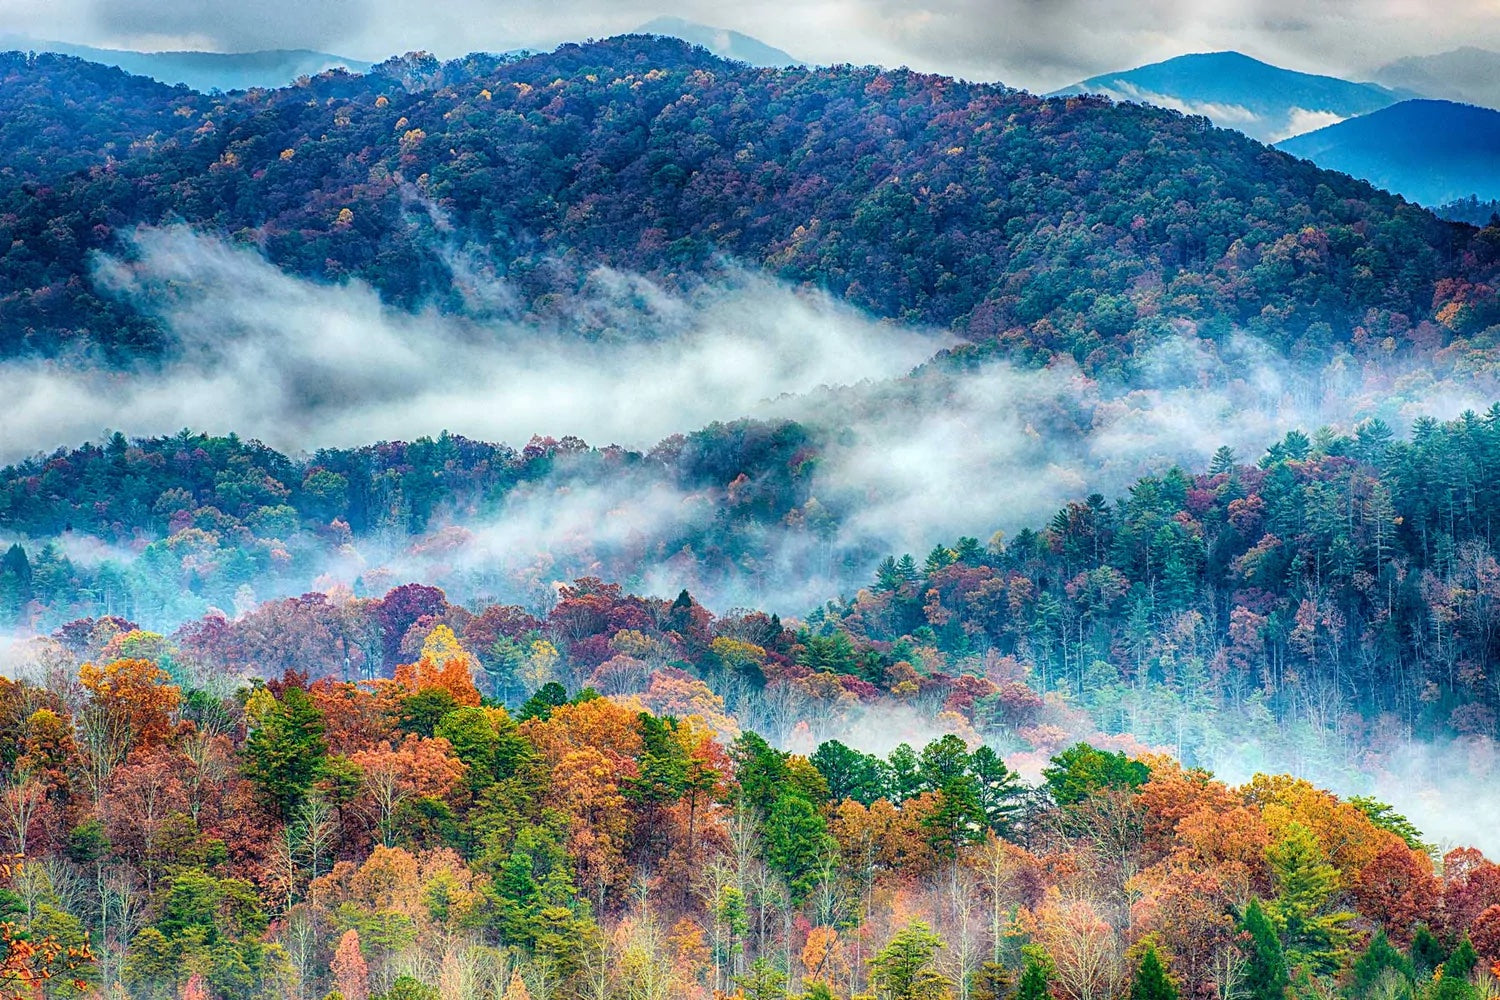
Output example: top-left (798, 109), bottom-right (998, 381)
top-left (629, 713), bottom-right (689, 806)
top-left (869, 920), bottom-right (952, 1000)
top-left (1347, 931), bottom-right (1413, 1000)
top-left (810, 740), bottom-right (889, 806)
top-left (380, 976), bottom-right (439, 1000)
top-left (1130, 942), bottom-right (1179, 1000)
top-left (1042, 743), bottom-right (1150, 806)
top-left (918, 735), bottom-right (971, 791)
top-left (894, 554), bottom-right (920, 584)
top-left (885, 743), bottom-right (923, 803)
top-left (1210, 445), bottom-right (1239, 476)
top-left (516, 681), bottom-right (567, 722)
top-left (1433, 938), bottom-right (1480, 1000)
top-left (968, 745), bottom-right (1023, 834)
top-left (736, 958), bottom-right (790, 1000)
top-left (0, 542), bottom-right (32, 623)
top-left (1266, 823), bottom-right (1355, 974)
top-left (922, 775), bottom-right (986, 859)
top-left (732, 731), bottom-right (790, 815)
top-left (875, 556), bottom-right (903, 592)
top-left (243, 685), bottom-right (328, 820)
top-left (764, 792), bottom-right (835, 903)
top-left (924, 544), bottom-right (956, 573)
top-left (434, 706), bottom-right (500, 789)
top-left (1410, 926), bottom-right (1446, 976)
top-left (1015, 946), bottom-right (1055, 1000)
top-left (398, 687), bottom-right (460, 737)
top-left (1241, 898), bottom-right (1290, 1000)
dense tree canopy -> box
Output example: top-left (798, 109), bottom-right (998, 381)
top-left (3, 37), bottom-right (1500, 366)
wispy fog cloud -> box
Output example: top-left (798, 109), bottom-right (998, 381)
top-left (1270, 107), bottom-right (1348, 141)
top-left (788, 328), bottom-right (1499, 563)
top-left (1076, 81), bottom-right (1261, 125)
top-left (0, 225), bottom-right (945, 460)
top-left (6, 224), bottom-right (1496, 619)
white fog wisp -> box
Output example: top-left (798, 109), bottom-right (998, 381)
top-left (0, 225), bottom-right (950, 462)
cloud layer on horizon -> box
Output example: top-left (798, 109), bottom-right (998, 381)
top-left (0, 0), bottom-right (1492, 93)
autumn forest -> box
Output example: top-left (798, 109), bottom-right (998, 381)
top-left (4, 25), bottom-right (1500, 1000)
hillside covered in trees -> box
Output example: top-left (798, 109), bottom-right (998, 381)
top-left (2, 610), bottom-right (1498, 1000)
top-left (4, 36), bottom-right (1500, 368)
top-left (10, 408), bottom-right (1500, 770)
top-left (9, 27), bottom-right (1500, 1000)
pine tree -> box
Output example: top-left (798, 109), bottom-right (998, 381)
top-left (968, 745), bottom-right (1024, 834)
top-left (242, 685), bottom-right (327, 820)
top-left (869, 921), bottom-right (952, 1000)
top-left (764, 792), bottom-right (835, 903)
top-left (924, 544), bottom-right (956, 573)
top-left (1347, 932), bottom-right (1412, 1000)
top-left (1410, 925), bottom-right (1445, 976)
top-left (1266, 823), bottom-right (1355, 974)
top-left (1130, 942), bottom-right (1179, 1000)
top-left (1433, 937), bottom-right (1480, 1000)
top-left (736, 958), bottom-right (790, 1000)
top-left (1241, 898), bottom-right (1290, 1000)
top-left (895, 554), bottom-right (920, 584)
top-left (1210, 445), bottom-right (1239, 476)
top-left (971, 962), bottom-right (1013, 1000)
top-left (1015, 947), bottom-right (1054, 1000)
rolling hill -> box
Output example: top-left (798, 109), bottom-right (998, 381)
top-left (1277, 99), bottom-right (1500, 207)
top-left (0, 51), bottom-right (218, 182)
top-left (1053, 50), bottom-right (1402, 142)
top-left (0, 34), bottom-right (372, 91)
top-left (0, 37), bottom-right (1493, 368)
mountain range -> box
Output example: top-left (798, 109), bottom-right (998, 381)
top-left (635, 16), bottom-right (800, 66)
top-left (0, 17), bottom-right (796, 93)
top-left (1052, 51), bottom-right (1404, 143)
top-left (0, 37), bottom-right (1485, 368)
top-left (1277, 99), bottom-right (1500, 207)
top-left (1055, 48), bottom-right (1500, 210)
top-left (0, 34), bottom-right (372, 91)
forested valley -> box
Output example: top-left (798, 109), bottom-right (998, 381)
top-left (5, 28), bottom-right (1500, 1000)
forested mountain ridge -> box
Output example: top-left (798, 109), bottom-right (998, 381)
top-left (0, 37), bottom-right (375, 92)
top-left (11, 408), bottom-right (1500, 756)
top-left (2, 36), bottom-right (1498, 368)
top-left (0, 51), bottom-right (217, 182)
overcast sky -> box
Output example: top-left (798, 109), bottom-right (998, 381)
top-left (0, 0), bottom-right (1493, 92)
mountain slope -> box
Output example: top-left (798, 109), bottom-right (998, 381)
top-left (635, 16), bottom-right (799, 66)
top-left (1277, 99), bottom-right (1500, 206)
top-left (0, 37), bottom-right (1493, 368)
top-left (0, 35), bottom-right (372, 91)
top-left (1374, 47), bottom-right (1500, 111)
top-left (1053, 50), bottom-right (1402, 142)
top-left (0, 51), bottom-right (217, 182)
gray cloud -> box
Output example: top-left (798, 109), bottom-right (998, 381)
top-left (88, 0), bottom-right (356, 53)
top-left (1, 0), bottom-right (1497, 91)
